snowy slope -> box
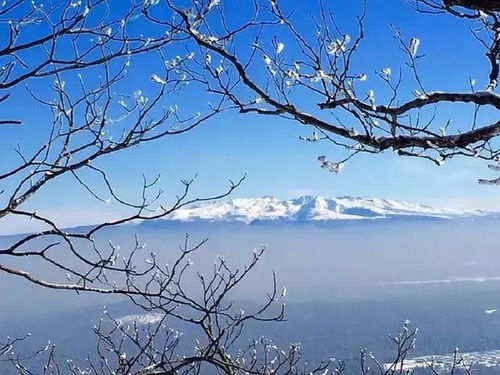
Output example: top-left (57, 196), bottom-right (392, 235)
top-left (166, 196), bottom-right (489, 224)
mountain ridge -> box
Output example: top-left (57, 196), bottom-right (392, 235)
top-left (162, 195), bottom-right (492, 224)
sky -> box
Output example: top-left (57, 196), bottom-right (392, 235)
top-left (1, 0), bottom-right (499, 233)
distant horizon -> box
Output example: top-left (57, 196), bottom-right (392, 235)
top-left (3, 193), bottom-right (498, 236)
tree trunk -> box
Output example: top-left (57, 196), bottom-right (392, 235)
top-left (444, 0), bottom-right (500, 11)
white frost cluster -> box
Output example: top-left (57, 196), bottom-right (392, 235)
top-left (190, 28), bottom-right (219, 44)
top-left (299, 131), bottom-right (319, 142)
top-left (208, 0), bottom-right (221, 10)
top-left (151, 74), bottom-right (166, 85)
top-left (311, 70), bottom-right (332, 83)
top-left (317, 155), bottom-right (344, 174)
top-left (327, 34), bottom-right (350, 55)
top-left (134, 90), bottom-right (148, 106)
top-left (286, 68), bottom-right (300, 82)
top-left (413, 89), bottom-right (427, 100)
top-left (276, 42), bottom-right (285, 54)
top-left (409, 37), bottom-right (420, 57)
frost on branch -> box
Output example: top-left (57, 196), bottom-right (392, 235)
top-left (318, 155), bottom-right (344, 174)
top-left (159, 0), bottom-right (499, 181)
top-left (0, 0), bottom-right (243, 297)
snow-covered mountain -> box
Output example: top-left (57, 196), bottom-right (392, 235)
top-left (165, 196), bottom-right (490, 224)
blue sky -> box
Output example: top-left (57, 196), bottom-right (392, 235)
top-left (1, 0), bottom-right (499, 232)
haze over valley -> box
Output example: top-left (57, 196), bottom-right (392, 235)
top-left (2, 198), bottom-right (500, 372)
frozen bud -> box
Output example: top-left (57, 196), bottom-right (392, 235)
top-left (208, 0), bottom-right (221, 10)
top-left (276, 42), bottom-right (285, 54)
top-left (151, 74), bottom-right (166, 85)
top-left (381, 67), bottom-right (391, 78)
top-left (409, 37), bottom-right (420, 57)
